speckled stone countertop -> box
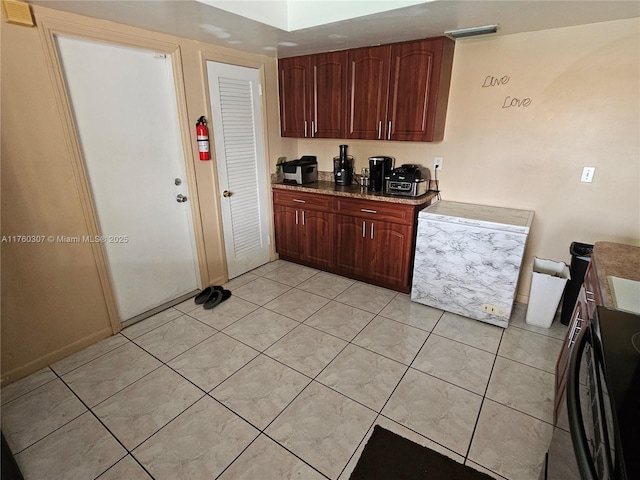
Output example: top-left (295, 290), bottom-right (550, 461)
top-left (592, 241), bottom-right (640, 309)
top-left (271, 171), bottom-right (438, 206)
top-left (272, 180), bottom-right (437, 205)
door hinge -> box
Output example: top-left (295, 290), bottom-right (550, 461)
top-left (267, 235), bottom-right (271, 245)
top-left (258, 84), bottom-right (263, 96)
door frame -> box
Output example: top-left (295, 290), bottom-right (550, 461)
top-left (199, 50), bottom-right (276, 281)
top-left (38, 17), bottom-right (209, 333)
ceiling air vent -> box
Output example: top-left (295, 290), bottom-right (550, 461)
top-left (444, 24), bottom-right (498, 39)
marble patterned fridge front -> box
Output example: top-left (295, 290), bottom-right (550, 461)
top-left (410, 201), bottom-right (534, 328)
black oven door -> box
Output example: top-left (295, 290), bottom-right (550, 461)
top-left (567, 322), bottom-right (619, 480)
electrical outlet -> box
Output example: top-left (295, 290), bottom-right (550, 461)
top-left (481, 304), bottom-right (508, 317)
top-left (433, 156), bottom-right (443, 170)
top-left (580, 167), bottom-right (595, 183)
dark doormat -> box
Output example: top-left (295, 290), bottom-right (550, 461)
top-left (349, 425), bottom-right (494, 480)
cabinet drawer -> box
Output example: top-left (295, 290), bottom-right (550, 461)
top-left (273, 190), bottom-right (333, 211)
top-left (334, 197), bottom-right (415, 225)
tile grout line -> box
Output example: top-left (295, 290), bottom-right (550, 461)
top-left (462, 325), bottom-right (505, 478)
top-left (0, 368), bottom-right (59, 408)
top-left (207, 377), bottom-right (330, 479)
top-left (50, 368), bottom-right (157, 480)
top-left (226, 288), bottom-right (401, 479)
top-left (125, 297), bottom-right (554, 479)
top-left (335, 309), bottom-right (457, 479)
top-left (12, 258), bottom-right (564, 479)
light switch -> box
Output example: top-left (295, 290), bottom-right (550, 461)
top-left (580, 167), bottom-right (595, 183)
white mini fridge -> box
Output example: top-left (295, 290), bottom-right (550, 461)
top-left (411, 201), bottom-right (534, 328)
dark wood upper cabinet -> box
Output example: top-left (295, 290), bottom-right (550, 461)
top-left (280, 36), bottom-right (454, 142)
top-left (346, 45), bottom-right (391, 140)
top-left (311, 51), bottom-right (348, 138)
top-left (278, 56), bottom-right (310, 138)
top-left (278, 51), bottom-right (347, 138)
top-left (388, 37), bottom-right (454, 142)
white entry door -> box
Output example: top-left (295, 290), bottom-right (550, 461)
top-left (207, 62), bottom-right (270, 278)
top-left (56, 36), bottom-right (200, 322)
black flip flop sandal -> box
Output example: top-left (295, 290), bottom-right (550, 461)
top-left (194, 286), bottom-right (223, 305)
top-left (203, 289), bottom-right (232, 310)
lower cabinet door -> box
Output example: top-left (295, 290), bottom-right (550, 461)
top-left (553, 286), bottom-right (587, 424)
top-left (334, 214), bottom-right (367, 276)
top-left (274, 205), bottom-right (301, 260)
top-left (368, 221), bottom-right (412, 288)
top-left (301, 210), bottom-right (334, 269)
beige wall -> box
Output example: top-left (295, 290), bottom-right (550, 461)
top-left (292, 18), bottom-right (640, 302)
top-left (0, 5), bottom-right (296, 384)
top-left (2, 8), bottom-right (637, 383)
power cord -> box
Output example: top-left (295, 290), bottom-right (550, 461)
top-left (429, 167), bottom-right (441, 201)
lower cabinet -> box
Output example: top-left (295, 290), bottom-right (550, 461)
top-left (553, 260), bottom-right (601, 424)
top-left (301, 209), bottom-right (334, 268)
top-left (334, 214), bottom-right (367, 277)
top-left (273, 189), bottom-right (430, 293)
top-left (335, 215), bottom-right (412, 288)
top-left (368, 220), bottom-right (413, 287)
top-left (273, 205), bottom-right (299, 259)
top-left (273, 204), bottom-right (333, 269)
top-left (553, 286), bottom-right (587, 424)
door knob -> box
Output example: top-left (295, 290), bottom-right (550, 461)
top-left (223, 190), bottom-right (232, 197)
top-left (176, 194), bottom-right (188, 203)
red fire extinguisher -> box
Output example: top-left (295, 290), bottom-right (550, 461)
top-left (196, 116), bottom-right (210, 161)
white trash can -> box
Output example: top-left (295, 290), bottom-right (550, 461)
top-left (525, 257), bottom-right (571, 328)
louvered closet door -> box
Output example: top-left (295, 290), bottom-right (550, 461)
top-left (207, 62), bottom-right (270, 278)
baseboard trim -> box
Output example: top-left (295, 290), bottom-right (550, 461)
top-left (1, 327), bottom-right (114, 387)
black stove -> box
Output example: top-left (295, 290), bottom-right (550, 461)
top-left (596, 307), bottom-right (640, 480)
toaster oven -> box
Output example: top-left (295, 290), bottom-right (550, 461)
top-left (281, 156), bottom-right (318, 185)
top-left (385, 164), bottom-right (430, 197)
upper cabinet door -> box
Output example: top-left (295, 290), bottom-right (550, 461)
top-left (310, 51), bottom-right (347, 138)
top-left (277, 36), bottom-right (454, 142)
top-left (279, 55), bottom-right (310, 138)
top-left (346, 45), bottom-right (391, 140)
top-left (388, 37), bottom-right (454, 142)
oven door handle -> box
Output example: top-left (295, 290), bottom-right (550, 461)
top-left (566, 325), bottom-right (599, 480)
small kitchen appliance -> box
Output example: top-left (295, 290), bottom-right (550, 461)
top-left (386, 164), bottom-right (430, 197)
top-left (333, 144), bottom-right (354, 186)
top-left (281, 156), bottom-right (318, 185)
top-left (368, 156), bottom-right (394, 192)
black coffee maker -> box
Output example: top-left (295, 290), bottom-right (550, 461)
top-left (368, 156), bottom-right (394, 192)
top-left (333, 144), bottom-right (354, 186)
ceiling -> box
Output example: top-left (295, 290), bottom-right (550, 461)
top-left (30, 0), bottom-right (640, 57)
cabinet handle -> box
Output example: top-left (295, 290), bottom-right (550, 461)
top-left (378, 121), bottom-right (382, 140)
top-left (304, 121), bottom-right (308, 138)
top-left (362, 221), bottom-right (366, 238)
top-left (311, 120), bottom-right (315, 138)
top-left (293, 199), bottom-right (306, 203)
top-left (360, 208), bottom-right (377, 214)
top-left (387, 120), bottom-right (392, 140)
top-left (568, 315), bottom-right (584, 348)
top-left (585, 290), bottom-right (595, 302)
top-left (295, 210), bottom-right (299, 225)
top-left (302, 211), bottom-right (305, 226)
top-left (371, 222), bottom-right (374, 239)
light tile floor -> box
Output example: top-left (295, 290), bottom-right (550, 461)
top-left (1, 260), bottom-right (569, 480)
